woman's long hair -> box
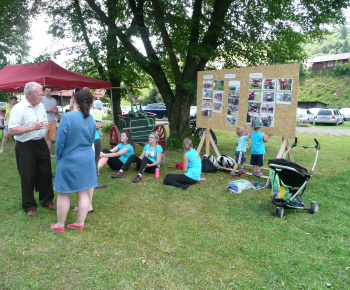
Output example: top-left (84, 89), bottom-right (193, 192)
top-left (74, 89), bottom-right (93, 119)
top-left (149, 132), bottom-right (159, 144)
top-left (183, 137), bottom-right (193, 154)
top-left (122, 130), bottom-right (135, 151)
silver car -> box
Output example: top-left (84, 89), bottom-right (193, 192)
top-left (296, 108), bottom-right (314, 123)
top-left (314, 109), bottom-right (344, 126)
top-left (339, 108), bottom-right (350, 121)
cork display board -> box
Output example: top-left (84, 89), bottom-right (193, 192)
top-left (196, 63), bottom-right (300, 138)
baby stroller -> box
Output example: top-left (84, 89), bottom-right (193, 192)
top-left (268, 138), bottom-right (321, 218)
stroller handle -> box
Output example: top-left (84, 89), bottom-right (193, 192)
top-left (314, 138), bottom-right (321, 150)
top-left (291, 137), bottom-right (298, 148)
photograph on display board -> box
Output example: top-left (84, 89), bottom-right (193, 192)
top-left (249, 78), bottom-right (262, 89)
top-left (261, 103), bottom-right (275, 114)
top-left (277, 78), bottom-right (293, 91)
top-left (202, 100), bottom-right (212, 109)
top-left (227, 114), bottom-right (238, 126)
top-left (262, 78), bottom-right (276, 90)
top-left (213, 102), bottom-right (222, 112)
top-left (248, 101), bottom-right (261, 114)
top-left (202, 108), bottom-right (211, 117)
top-left (248, 89), bottom-right (261, 101)
top-left (203, 89), bottom-right (212, 100)
top-left (227, 104), bottom-right (239, 115)
top-left (203, 81), bottom-right (213, 89)
top-left (228, 94), bottom-right (239, 106)
top-left (228, 81), bottom-right (240, 91)
top-left (262, 91), bottom-right (275, 102)
top-left (261, 114), bottom-right (274, 127)
top-left (276, 92), bottom-right (292, 104)
top-left (213, 80), bottom-right (224, 90)
top-left (247, 113), bottom-right (260, 124)
top-left (213, 91), bottom-right (223, 103)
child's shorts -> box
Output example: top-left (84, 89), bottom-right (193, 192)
top-left (250, 154), bottom-right (264, 166)
top-left (235, 151), bottom-right (246, 165)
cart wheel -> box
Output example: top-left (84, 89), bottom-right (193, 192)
top-left (109, 125), bottom-right (120, 149)
top-left (156, 125), bottom-right (167, 152)
top-left (309, 202), bottom-right (319, 214)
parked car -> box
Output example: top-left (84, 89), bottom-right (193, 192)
top-left (339, 108), bottom-right (350, 121)
top-left (314, 109), bottom-right (344, 125)
top-left (309, 108), bottom-right (321, 116)
top-left (63, 104), bottom-right (71, 113)
top-left (296, 108), bottom-right (314, 123)
top-left (190, 106), bottom-right (197, 117)
top-left (57, 106), bottom-right (63, 116)
top-left (121, 105), bottom-right (131, 115)
top-left (143, 103), bottom-right (168, 118)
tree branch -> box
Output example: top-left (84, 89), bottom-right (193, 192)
top-left (73, 0), bottom-right (106, 79)
top-left (151, 0), bottom-right (181, 83)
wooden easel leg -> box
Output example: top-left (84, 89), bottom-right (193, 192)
top-left (196, 133), bottom-right (206, 155)
top-left (210, 134), bottom-right (221, 157)
top-left (205, 129), bottom-right (210, 155)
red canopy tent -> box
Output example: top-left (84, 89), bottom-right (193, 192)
top-left (0, 60), bottom-right (111, 92)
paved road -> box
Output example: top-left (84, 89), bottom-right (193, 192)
top-left (296, 126), bottom-right (350, 136)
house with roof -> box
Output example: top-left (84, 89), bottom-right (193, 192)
top-left (308, 52), bottom-right (350, 71)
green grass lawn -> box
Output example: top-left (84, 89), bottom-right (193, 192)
top-left (0, 129), bottom-right (349, 288)
top-left (310, 120), bottom-right (350, 130)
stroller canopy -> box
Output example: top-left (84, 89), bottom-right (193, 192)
top-left (268, 159), bottom-right (309, 176)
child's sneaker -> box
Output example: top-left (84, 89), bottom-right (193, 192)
top-left (238, 168), bottom-right (246, 174)
top-left (230, 171), bottom-right (235, 179)
top-left (253, 172), bottom-right (263, 177)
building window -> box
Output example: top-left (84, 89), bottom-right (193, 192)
top-left (339, 60), bottom-right (343, 65)
top-left (323, 62), bottom-right (326, 68)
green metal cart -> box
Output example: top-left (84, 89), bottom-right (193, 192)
top-left (109, 87), bottom-right (168, 151)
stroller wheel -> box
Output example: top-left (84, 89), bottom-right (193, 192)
top-left (273, 207), bottom-right (277, 216)
top-left (273, 207), bottom-right (284, 218)
top-left (309, 202), bottom-right (319, 214)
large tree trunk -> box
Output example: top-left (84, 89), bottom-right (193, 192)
top-left (110, 81), bottom-right (122, 126)
top-left (167, 91), bottom-right (193, 139)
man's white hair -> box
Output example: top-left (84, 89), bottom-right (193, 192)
top-left (24, 82), bottom-right (42, 97)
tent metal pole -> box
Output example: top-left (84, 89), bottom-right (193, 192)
top-left (110, 88), bottom-right (114, 123)
top-left (60, 87), bottom-right (63, 107)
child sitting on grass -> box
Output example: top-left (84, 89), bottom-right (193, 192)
top-left (230, 126), bottom-right (250, 179)
top-left (250, 121), bottom-right (271, 177)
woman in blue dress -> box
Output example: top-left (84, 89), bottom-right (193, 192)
top-left (51, 89), bottom-right (97, 231)
top-left (163, 138), bottom-right (201, 190)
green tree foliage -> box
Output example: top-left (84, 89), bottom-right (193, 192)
top-left (42, 0), bottom-right (146, 125)
top-left (43, 0), bottom-right (349, 139)
top-left (0, 0), bottom-right (33, 67)
top-left (142, 88), bottom-right (163, 105)
top-left (304, 25), bottom-right (350, 58)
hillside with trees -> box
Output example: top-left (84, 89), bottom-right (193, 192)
top-left (303, 25), bottom-right (350, 58)
top-left (299, 68), bottom-right (350, 108)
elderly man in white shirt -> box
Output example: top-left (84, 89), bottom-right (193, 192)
top-left (9, 82), bottom-right (56, 217)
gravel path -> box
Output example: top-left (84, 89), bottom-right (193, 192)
top-left (296, 126), bottom-right (350, 136)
